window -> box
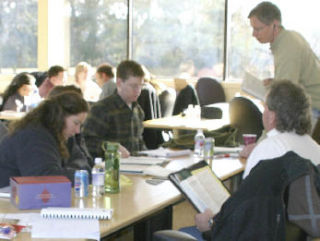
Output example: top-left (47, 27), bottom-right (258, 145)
top-left (132, 0), bottom-right (225, 78)
top-left (228, 0), bottom-right (320, 80)
top-left (0, 0), bottom-right (37, 70)
top-left (68, 0), bottom-right (127, 67)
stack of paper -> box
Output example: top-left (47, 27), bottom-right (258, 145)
top-left (139, 147), bottom-right (192, 158)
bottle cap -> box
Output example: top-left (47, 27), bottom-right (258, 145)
top-left (94, 157), bottom-right (103, 164)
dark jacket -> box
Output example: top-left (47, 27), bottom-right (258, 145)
top-left (211, 151), bottom-right (320, 241)
top-left (0, 124), bottom-right (91, 187)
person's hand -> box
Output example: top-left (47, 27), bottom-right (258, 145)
top-left (263, 78), bottom-right (273, 86)
top-left (195, 209), bottom-right (214, 232)
top-left (239, 143), bottom-right (256, 158)
top-left (119, 144), bottom-right (130, 158)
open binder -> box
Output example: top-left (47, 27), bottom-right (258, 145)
top-left (168, 161), bottom-right (230, 214)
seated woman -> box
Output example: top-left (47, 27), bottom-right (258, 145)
top-left (74, 62), bottom-right (101, 102)
top-left (0, 72), bottom-right (41, 112)
top-left (0, 92), bottom-right (89, 188)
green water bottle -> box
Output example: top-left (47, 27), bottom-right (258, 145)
top-left (102, 141), bottom-right (120, 193)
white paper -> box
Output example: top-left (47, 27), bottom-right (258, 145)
top-left (242, 72), bottom-right (267, 101)
top-left (139, 147), bottom-right (192, 158)
top-left (214, 146), bottom-right (242, 154)
top-left (120, 164), bottom-right (172, 178)
top-left (120, 156), bottom-right (168, 165)
top-left (0, 213), bottom-right (100, 240)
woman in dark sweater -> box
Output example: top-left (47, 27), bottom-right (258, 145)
top-left (0, 91), bottom-right (89, 187)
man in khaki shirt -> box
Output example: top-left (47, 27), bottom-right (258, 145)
top-left (248, 1), bottom-right (320, 120)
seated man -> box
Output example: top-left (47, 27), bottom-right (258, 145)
top-left (83, 60), bottom-right (145, 158)
top-left (243, 80), bottom-right (320, 178)
top-left (95, 63), bottom-right (117, 100)
top-left (39, 65), bottom-right (65, 98)
top-left (169, 80), bottom-right (320, 240)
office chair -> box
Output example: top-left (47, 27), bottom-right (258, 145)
top-left (195, 77), bottom-right (226, 106)
top-left (229, 96), bottom-right (263, 144)
top-left (159, 88), bottom-right (176, 117)
top-left (138, 83), bottom-right (164, 149)
top-left (172, 84), bottom-right (199, 116)
top-left (0, 121), bottom-right (8, 143)
top-left (30, 71), bottom-right (48, 87)
top-left (312, 118), bottom-right (320, 145)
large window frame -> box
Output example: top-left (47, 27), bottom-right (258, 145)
top-left (2, 0), bottom-right (320, 83)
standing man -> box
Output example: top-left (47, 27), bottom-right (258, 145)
top-left (39, 65), bottom-right (65, 98)
top-left (83, 60), bottom-right (145, 158)
top-left (248, 1), bottom-right (320, 121)
top-left (95, 63), bottom-right (117, 100)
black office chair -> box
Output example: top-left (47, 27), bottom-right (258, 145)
top-left (0, 121), bottom-right (8, 143)
top-left (312, 118), bottom-right (320, 145)
top-left (195, 77), bottom-right (226, 107)
top-left (138, 83), bottom-right (164, 149)
top-left (30, 71), bottom-right (48, 87)
top-left (172, 84), bottom-right (199, 116)
top-left (159, 88), bottom-right (176, 117)
top-left (229, 96), bottom-right (263, 144)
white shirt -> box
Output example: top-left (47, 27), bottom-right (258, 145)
top-left (243, 129), bottom-right (320, 178)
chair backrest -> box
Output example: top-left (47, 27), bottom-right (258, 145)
top-left (0, 122), bottom-right (8, 143)
top-left (312, 118), bottom-right (320, 144)
top-left (30, 71), bottom-right (48, 87)
top-left (159, 88), bottom-right (176, 117)
top-left (195, 77), bottom-right (226, 106)
top-left (173, 84), bottom-right (199, 116)
top-left (138, 83), bottom-right (161, 120)
top-left (229, 96), bottom-right (263, 144)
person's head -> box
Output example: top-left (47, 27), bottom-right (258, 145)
top-left (116, 60), bottom-right (144, 105)
top-left (248, 1), bottom-right (282, 44)
top-left (263, 80), bottom-right (311, 134)
top-left (95, 63), bottom-right (114, 87)
top-left (10, 92), bottom-right (88, 158)
top-left (48, 65), bottom-right (65, 86)
top-left (49, 85), bottom-right (83, 98)
top-left (1, 73), bottom-right (35, 109)
top-left (75, 62), bottom-right (91, 85)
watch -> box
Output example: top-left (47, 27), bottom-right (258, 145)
top-left (208, 218), bottom-right (215, 227)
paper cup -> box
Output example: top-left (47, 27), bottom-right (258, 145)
top-left (243, 134), bottom-right (257, 145)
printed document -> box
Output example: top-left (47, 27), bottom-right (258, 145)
top-left (242, 72), bottom-right (267, 101)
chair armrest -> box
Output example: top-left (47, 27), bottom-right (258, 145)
top-left (153, 230), bottom-right (197, 241)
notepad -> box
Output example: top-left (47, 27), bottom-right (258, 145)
top-left (40, 207), bottom-right (113, 220)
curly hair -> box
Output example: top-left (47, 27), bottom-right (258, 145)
top-left (266, 80), bottom-right (311, 135)
top-left (9, 92), bottom-right (88, 158)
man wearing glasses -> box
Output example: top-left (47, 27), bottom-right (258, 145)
top-left (83, 60), bottom-right (146, 158)
top-left (249, 1), bottom-right (320, 123)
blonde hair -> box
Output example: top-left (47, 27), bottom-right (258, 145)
top-left (75, 62), bottom-right (90, 84)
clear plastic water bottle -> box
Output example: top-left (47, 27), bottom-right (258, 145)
top-left (194, 129), bottom-right (205, 157)
top-left (91, 157), bottom-right (105, 197)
